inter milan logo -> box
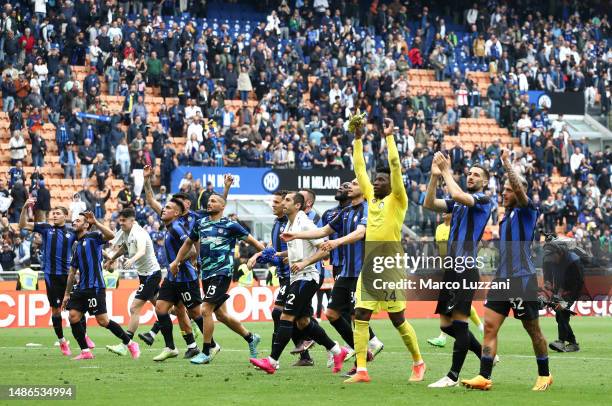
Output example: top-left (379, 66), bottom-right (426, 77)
top-left (188, 216), bottom-right (193, 223)
top-left (218, 229), bottom-right (225, 235)
top-left (280, 226), bottom-right (285, 232)
top-left (66, 233), bottom-right (71, 238)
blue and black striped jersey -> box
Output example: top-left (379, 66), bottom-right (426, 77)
top-left (445, 192), bottom-right (492, 260)
top-left (189, 216), bottom-right (249, 279)
top-left (71, 231), bottom-right (105, 291)
top-left (165, 219), bottom-right (198, 282)
top-left (320, 205), bottom-right (345, 268)
top-left (271, 215), bottom-right (290, 279)
top-left (497, 199), bottom-right (539, 278)
top-left (33, 223), bottom-right (77, 275)
top-left (329, 202), bottom-right (368, 278)
top-left (179, 210), bottom-right (205, 232)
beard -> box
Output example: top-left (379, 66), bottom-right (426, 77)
top-left (335, 192), bottom-right (348, 202)
top-left (466, 184), bottom-right (480, 193)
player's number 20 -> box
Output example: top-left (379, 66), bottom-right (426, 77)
top-left (88, 298), bottom-right (97, 308)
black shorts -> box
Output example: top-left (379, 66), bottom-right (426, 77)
top-left (134, 271), bottom-right (162, 301)
top-left (66, 289), bottom-right (107, 315)
top-left (283, 279), bottom-right (319, 317)
top-left (202, 275), bottom-right (231, 310)
top-left (332, 265), bottom-right (342, 279)
top-left (274, 277), bottom-right (291, 307)
top-left (435, 268), bottom-right (479, 317)
top-left (327, 277), bottom-right (358, 314)
top-left (158, 278), bottom-right (203, 309)
top-left (485, 276), bottom-right (540, 321)
top-left (45, 274), bottom-right (68, 309)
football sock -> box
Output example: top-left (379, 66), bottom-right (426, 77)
top-left (303, 319), bottom-right (335, 351)
top-left (271, 308), bottom-right (282, 351)
top-left (157, 312), bottom-right (175, 350)
top-left (183, 332), bottom-right (196, 348)
top-left (354, 319), bottom-right (369, 371)
top-left (271, 320), bottom-right (293, 361)
top-left (70, 321), bottom-right (88, 350)
top-left (80, 315), bottom-right (87, 333)
top-left (107, 320), bottom-right (131, 345)
top-left (243, 332), bottom-right (254, 343)
top-left (396, 320), bottom-right (422, 362)
top-left (150, 321), bottom-right (161, 335)
top-left (440, 324), bottom-right (456, 337)
top-left (52, 314), bottom-right (64, 339)
top-left (330, 317), bottom-right (354, 348)
top-left (126, 331), bottom-right (134, 340)
top-left (203, 342), bottom-right (212, 356)
top-left (480, 356), bottom-right (494, 379)
top-left (193, 316), bottom-right (204, 333)
top-left (537, 356), bottom-right (550, 376)
top-left (468, 330), bottom-right (482, 359)
top-left (447, 320), bottom-right (469, 381)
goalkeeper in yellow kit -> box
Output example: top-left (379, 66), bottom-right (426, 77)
top-left (344, 116), bottom-right (426, 384)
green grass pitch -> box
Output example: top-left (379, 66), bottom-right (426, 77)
top-left (1, 317), bottom-right (610, 405)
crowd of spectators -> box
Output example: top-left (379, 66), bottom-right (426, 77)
top-left (0, 0), bottom-right (610, 273)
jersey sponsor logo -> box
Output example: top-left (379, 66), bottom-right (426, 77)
top-left (378, 201), bottom-right (384, 209)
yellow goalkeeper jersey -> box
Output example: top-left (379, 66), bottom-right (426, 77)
top-left (353, 135), bottom-right (407, 242)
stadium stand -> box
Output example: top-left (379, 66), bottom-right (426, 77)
top-left (0, 0), bottom-right (609, 274)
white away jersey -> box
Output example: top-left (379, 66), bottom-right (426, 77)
top-left (112, 223), bottom-right (160, 275)
top-left (286, 211), bottom-right (326, 284)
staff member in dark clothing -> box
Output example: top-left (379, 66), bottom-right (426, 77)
top-left (542, 238), bottom-right (585, 353)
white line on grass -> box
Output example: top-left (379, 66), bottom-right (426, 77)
top-left (2, 346), bottom-right (611, 361)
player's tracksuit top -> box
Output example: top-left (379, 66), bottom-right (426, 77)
top-left (71, 231), bottom-right (106, 291)
top-left (189, 215), bottom-right (249, 280)
top-left (329, 201), bottom-right (368, 278)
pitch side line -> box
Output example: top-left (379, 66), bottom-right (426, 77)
top-left (2, 347), bottom-right (611, 361)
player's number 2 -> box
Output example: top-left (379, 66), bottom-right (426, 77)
top-left (286, 294), bottom-right (295, 305)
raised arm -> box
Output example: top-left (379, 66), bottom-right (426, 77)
top-left (423, 163), bottom-right (449, 212)
top-left (143, 165), bottom-right (163, 215)
top-left (501, 148), bottom-right (528, 207)
top-left (384, 118), bottom-right (407, 205)
top-left (351, 116), bottom-right (373, 199)
top-left (84, 211), bottom-right (115, 241)
top-left (19, 197), bottom-right (36, 231)
top-left (222, 174), bottom-right (233, 201)
top-left (434, 152), bottom-right (476, 207)
top-left (280, 224), bottom-right (334, 242)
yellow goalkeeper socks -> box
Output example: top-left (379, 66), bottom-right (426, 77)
top-left (397, 320), bottom-right (422, 363)
top-left (354, 319), bottom-right (369, 371)
top-left (470, 306), bottom-right (483, 329)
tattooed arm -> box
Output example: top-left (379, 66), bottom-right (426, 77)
top-left (501, 149), bottom-right (528, 207)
